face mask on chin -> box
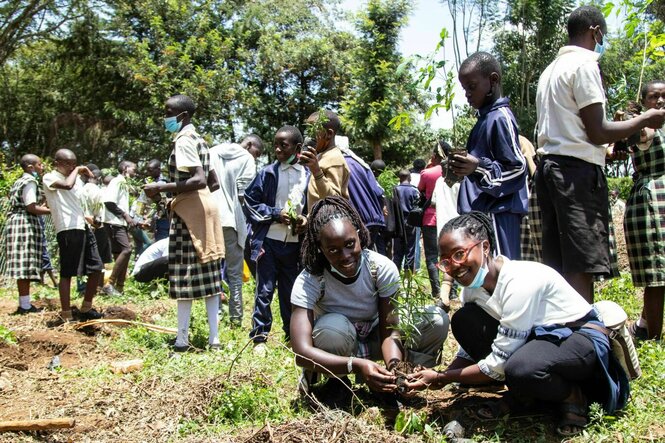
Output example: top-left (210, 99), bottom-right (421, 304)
top-left (329, 253), bottom-right (364, 279)
top-left (463, 250), bottom-right (489, 289)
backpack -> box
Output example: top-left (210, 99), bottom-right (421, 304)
top-left (585, 300), bottom-right (642, 380)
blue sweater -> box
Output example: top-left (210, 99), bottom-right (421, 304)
top-left (243, 162), bottom-right (309, 261)
top-left (457, 97), bottom-right (528, 215)
top-left (345, 155), bottom-right (385, 228)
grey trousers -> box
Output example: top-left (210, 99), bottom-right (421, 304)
top-left (223, 227), bottom-right (244, 321)
top-left (311, 305), bottom-right (449, 368)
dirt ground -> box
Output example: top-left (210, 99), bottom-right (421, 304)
top-left (0, 295), bottom-right (572, 443)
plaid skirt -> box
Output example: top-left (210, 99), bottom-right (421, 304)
top-left (4, 211), bottom-right (42, 281)
top-left (623, 176), bottom-right (665, 287)
top-left (521, 180), bottom-right (542, 262)
top-left (168, 213), bottom-right (223, 300)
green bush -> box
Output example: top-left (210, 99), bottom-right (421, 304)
top-left (607, 176), bottom-right (633, 201)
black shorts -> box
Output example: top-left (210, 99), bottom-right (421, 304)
top-left (57, 227), bottom-right (104, 278)
top-left (94, 225), bottom-right (113, 264)
top-left (535, 155), bottom-right (610, 275)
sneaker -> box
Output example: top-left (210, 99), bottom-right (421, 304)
top-left (208, 343), bottom-right (222, 351)
top-left (102, 284), bottom-right (122, 297)
top-left (253, 342), bottom-right (268, 357)
top-left (15, 304), bottom-right (43, 315)
top-left (628, 322), bottom-right (648, 341)
top-left (173, 344), bottom-right (191, 353)
top-left (314, 376), bottom-right (353, 408)
top-left (76, 308), bottom-right (104, 321)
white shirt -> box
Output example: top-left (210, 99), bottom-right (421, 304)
top-left (103, 175), bottom-right (129, 226)
top-left (460, 258), bottom-right (592, 380)
top-left (133, 238), bottom-right (168, 275)
top-left (266, 162), bottom-right (306, 243)
top-left (81, 182), bottom-right (103, 218)
top-left (291, 250), bottom-right (399, 322)
top-left (536, 46), bottom-right (607, 166)
top-left (433, 177), bottom-right (460, 236)
top-left (20, 173), bottom-right (38, 206)
top-left (42, 171), bottom-right (85, 233)
top-left (174, 124), bottom-right (202, 171)
top-left (410, 172), bottom-right (421, 188)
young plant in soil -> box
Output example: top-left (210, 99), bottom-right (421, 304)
top-left (390, 270), bottom-right (437, 394)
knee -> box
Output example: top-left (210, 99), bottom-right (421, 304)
top-left (418, 305), bottom-right (450, 344)
top-left (312, 313), bottom-right (356, 356)
top-left (504, 353), bottom-right (541, 384)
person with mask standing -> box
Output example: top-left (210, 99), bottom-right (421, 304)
top-left (144, 94), bottom-right (225, 352)
top-left (535, 5), bottom-right (665, 303)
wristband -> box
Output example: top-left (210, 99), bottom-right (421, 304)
top-left (314, 172), bottom-right (325, 180)
top-left (347, 356), bottom-right (355, 374)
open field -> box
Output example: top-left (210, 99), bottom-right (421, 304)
top-left (0, 271), bottom-right (663, 443)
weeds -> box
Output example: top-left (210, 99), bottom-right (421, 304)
top-left (0, 323), bottom-right (16, 345)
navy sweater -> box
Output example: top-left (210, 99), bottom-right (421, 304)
top-left (457, 97), bottom-right (528, 215)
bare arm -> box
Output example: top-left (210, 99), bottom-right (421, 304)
top-left (49, 166), bottom-right (92, 190)
top-left (580, 104), bottom-right (665, 145)
top-left (25, 203), bottom-right (50, 216)
top-left (144, 166), bottom-right (206, 197)
top-left (378, 295), bottom-right (404, 369)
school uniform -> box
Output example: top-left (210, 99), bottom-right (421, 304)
top-left (103, 174), bottom-right (132, 291)
top-left (535, 45), bottom-right (611, 275)
top-left (3, 173), bottom-right (43, 281)
top-left (42, 171), bottom-right (103, 278)
top-left (624, 130), bottom-right (665, 287)
top-left (168, 124), bottom-right (223, 301)
top-left (393, 182), bottom-right (420, 271)
top-left (457, 97), bottom-right (528, 259)
top-left (244, 161), bottom-right (308, 343)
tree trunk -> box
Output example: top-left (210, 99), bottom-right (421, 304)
top-left (372, 139), bottom-right (382, 160)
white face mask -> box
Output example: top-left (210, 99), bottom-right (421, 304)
top-left (329, 253), bottom-right (364, 279)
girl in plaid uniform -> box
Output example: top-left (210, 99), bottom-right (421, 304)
top-left (4, 154), bottom-right (50, 313)
top-left (144, 95), bottom-right (223, 352)
top-left (624, 80), bottom-right (665, 340)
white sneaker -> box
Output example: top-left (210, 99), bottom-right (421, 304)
top-left (253, 342), bottom-right (267, 357)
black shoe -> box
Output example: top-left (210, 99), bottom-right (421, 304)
top-left (15, 304), bottom-right (43, 315)
top-left (628, 322), bottom-right (648, 341)
top-left (313, 376), bottom-right (353, 409)
top-left (76, 308), bottom-right (104, 321)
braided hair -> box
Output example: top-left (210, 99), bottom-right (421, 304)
top-left (300, 196), bottom-right (370, 275)
top-left (440, 211), bottom-right (496, 254)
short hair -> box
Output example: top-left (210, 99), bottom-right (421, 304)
top-left (20, 154), bottom-right (40, 170)
top-left (308, 110), bottom-right (341, 134)
top-left (241, 134), bottom-right (264, 154)
top-left (641, 79), bottom-right (665, 101)
top-left (166, 94), bottom-right (196, 116)
top-left (147, 159), bottom-right (161, 169)
top-left (54, 148), bottom-right (76, 163)
top-left (435, 139), bottom-right (452, 159)
top-left (412, 159), bottom-right (426, 172)
top-left (459, 51), bottom-right (501, 78)
top-left (398, 169), bottom-right (410, 181)
top-left (276, 125), bottom-right (304, 145)
top-left (567, 6), bottom-right (606, 38)
top-left (370, 159), bottom-right (386, 173)
top-left (440, 211), bottom-right (496, 254)
top-left (300, 196), bottom-right (370, 276)
top-left (86, 163), bottom-right (100, 172)
top-left (118, 160), bottom-right (135, 174)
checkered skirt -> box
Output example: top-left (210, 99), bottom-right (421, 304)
top-left (3, 175), bottom-right (43, 280)
top-left (521, 178), bottom-right (542, 262)
top-left (168, 136), bottom-right (223, 300)
top-left (623, 132), bottom-right (665, 287)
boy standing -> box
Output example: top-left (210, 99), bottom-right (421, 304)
top-left (299, 110), bottom-right (350, 212)
top-left (535, 6), bottom-right (665, 301)
top-left (43, 149), bottom-right (104, 322)
top-left (244, 126), bottom-right (309, 354)
top-left (4, 154), bottom-right (50, 313)
top-left (393, 169), bottom-right (420, 272)
top-left (451, 51), bottom-right (528, 259)
top-left (103, 161), bottom-right (138, 296)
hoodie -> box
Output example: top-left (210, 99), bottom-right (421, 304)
top-left (457, 97), bottom-right (528, 215)
top-left (209, 142), bottom-right (256, 247)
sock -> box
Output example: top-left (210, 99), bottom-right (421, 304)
top-left (60, 310), bottom-right (73, 321)
top-left (637, 317), bottom-right (648, 328)
top-left (176, 300), bottom-right (193, 347)
top-left (80, 301), bottom-right (93, 313)
top-left (206, 295), bottom-right (220, 346)
top-left (19, 295), bottom-right (31, 310)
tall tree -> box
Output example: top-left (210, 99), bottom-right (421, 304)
top-left (340, 0), bottom-right (421, 160)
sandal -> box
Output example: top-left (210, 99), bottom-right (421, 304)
top-left (556, 401), bottom-right (588, 437)
top-left (474, 398), bottom-right (513, 420)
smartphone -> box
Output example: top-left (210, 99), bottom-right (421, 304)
top-left (445, 147), bottom-right (466, 187)
top-left (298, 138), bottom-right (317, 165)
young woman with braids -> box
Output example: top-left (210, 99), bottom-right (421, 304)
top-left (405, 212), bottom-right (628, 437)
top-left (290, 196), bottom-right (448, 401)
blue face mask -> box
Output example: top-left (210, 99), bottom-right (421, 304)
top-left (31, 171), bottom-right (39, 178)
top-left (164, 112), bottom-right (186, 133)
top-left (592, 27), bottom-right (606, 56)
top-left (330, 253), bottom-right (364, 279)
top-left (465, 252), bottom-right (489, 289)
